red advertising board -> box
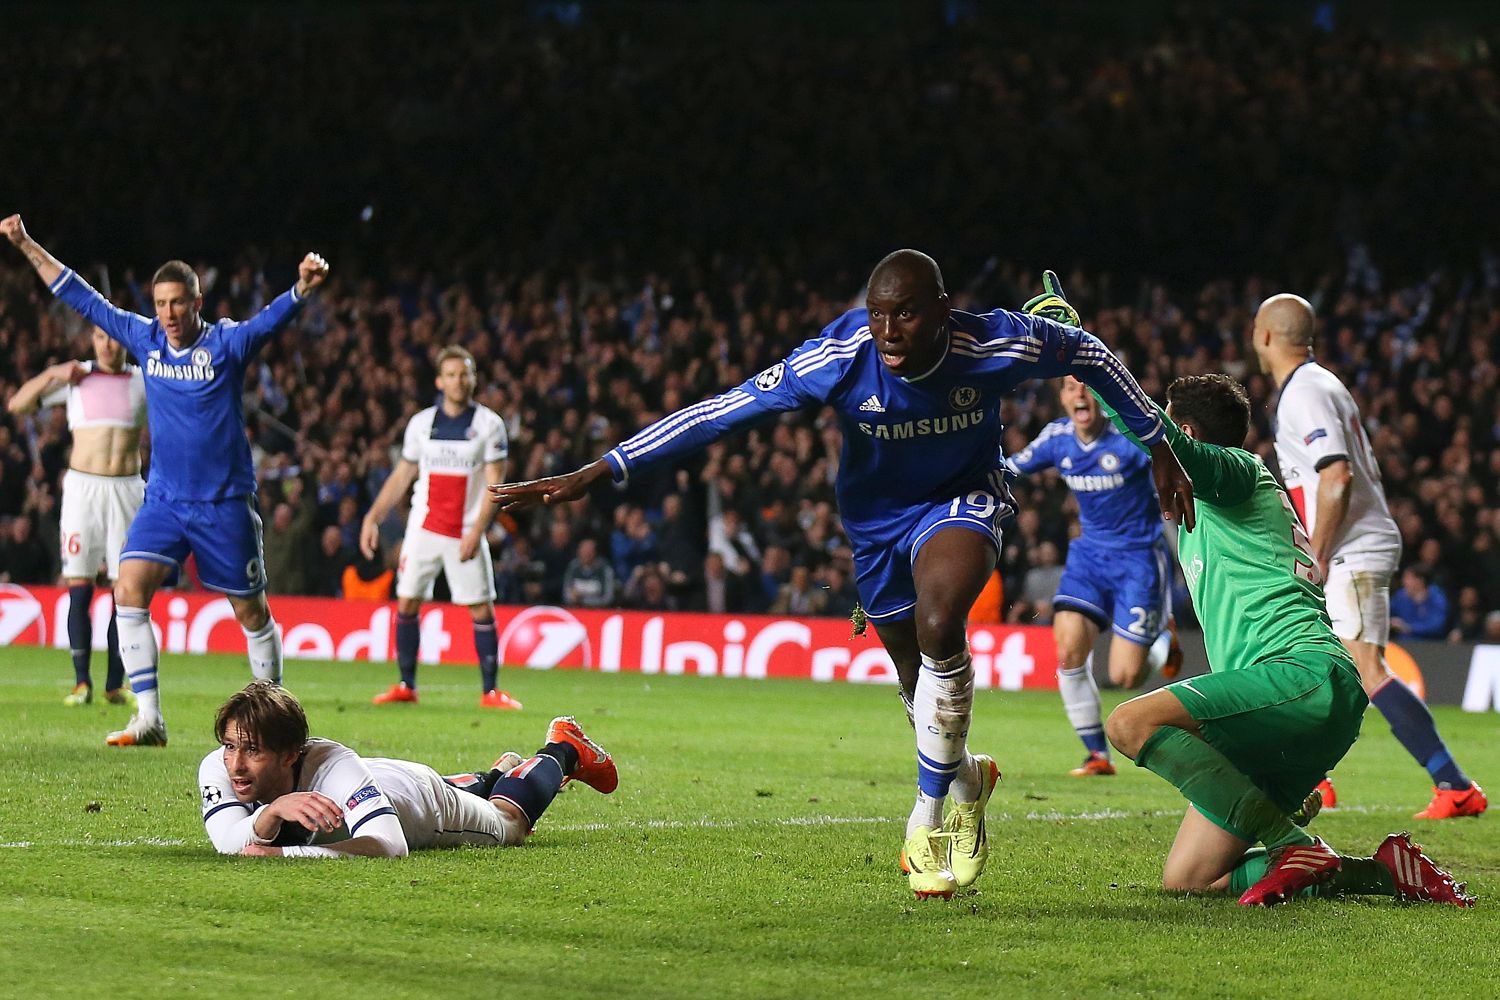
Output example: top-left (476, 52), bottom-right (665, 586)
top-left (0, 584), bottom-right (1059, 690)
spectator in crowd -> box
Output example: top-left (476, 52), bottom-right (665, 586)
top-left (624, 565), bottom-right (677, 612)
top-left (562, 538), bottom-right (617, 609)
top-left (313, 526), bottom-right (357, 599)
top-left (1391, 567), bottom-right (1450, 640)
top-left (771, 564), bottom-right (828, 617)
top-left (688, 551), bottom-right (749, 615)
top-left (0, 515), bottom-right (52, 583)
top-left (535, 520), bottom-right (575, 605)
top-left (1011, 541), bottom-right (1065, 626)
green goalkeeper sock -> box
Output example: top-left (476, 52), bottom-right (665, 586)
top-left (1229, 849), bottom-right (1395, 898)
top-left (1136, 726), bottom-right (1314, 850)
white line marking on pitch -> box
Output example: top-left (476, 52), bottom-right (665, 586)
top-left (0, 804), bottom-right (1385, 847)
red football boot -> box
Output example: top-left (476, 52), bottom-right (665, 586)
top-left (1374, 832), bottom-right (1476, 907)
top-left (1238, 837), bottom-right (1340, 906)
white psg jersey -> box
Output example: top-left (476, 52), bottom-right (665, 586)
top-left (1273, 361), bottom-right (1400, 560)
top-left (199, 738), bottom-right (416, 854)
top-left (40, 362), bottom-right (146, 431)
top-left (401, 402), bottom-right (508, 538)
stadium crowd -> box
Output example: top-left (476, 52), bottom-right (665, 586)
top-left (2, 6), bottom-right (1498, 643)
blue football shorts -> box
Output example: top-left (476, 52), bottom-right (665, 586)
top-left (850, 484), bottom-right (1009, 624)
top-left (121, 492), bottom-right (268, 596)
top-left (1052, 535), bottom-right (1171, 644)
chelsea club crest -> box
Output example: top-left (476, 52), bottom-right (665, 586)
top-left (191, 347), bottom-right (212, 368)
top-left (1100, 453), bottom-right (1120, 472)
top-left (948, 385), bottom-right (978, 410)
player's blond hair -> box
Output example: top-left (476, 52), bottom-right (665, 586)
top-left (436, 345), bottom-right (476, 371)
top-left (214, 680), bottom-right (309, 754)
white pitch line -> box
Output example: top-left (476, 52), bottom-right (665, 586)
top-left (0, 803), bottom-right (1386, 848)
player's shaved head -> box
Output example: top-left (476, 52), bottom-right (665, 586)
top-left (1255, 293), bottom-right (1316, 349)
top-left (869, 249), bottom-right (945, 300)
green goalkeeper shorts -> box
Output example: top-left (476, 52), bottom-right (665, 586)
top-left (1164, 652), bottom-right (1367, 814)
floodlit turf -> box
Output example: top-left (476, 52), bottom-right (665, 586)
top-left (2, 645), bottom-right (1497, 999)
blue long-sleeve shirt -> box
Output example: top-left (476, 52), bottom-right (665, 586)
top-left (604, 307), bottom-right (1164, 544)
top-left (1391, 583), bottom-right (1450, 639)
top-left (50, 267), bottom-right (305, 501)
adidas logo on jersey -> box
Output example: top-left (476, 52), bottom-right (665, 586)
top-left (859, 395), bottom-right (885, 413)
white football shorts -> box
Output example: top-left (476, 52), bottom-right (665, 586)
top-left (59, 469), bottom-right (145, 580)
top-left (367, 759), bottom-right (524, 849)
top-left (395, 523), bottom-right (496, 605)
top-left (1323, 553), bottom-right (1397, 646)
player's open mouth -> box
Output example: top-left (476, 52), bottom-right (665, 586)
top-left (879, 350), bottom-right (905, 369)
top-left (230, 777), bottom-right (253, 795)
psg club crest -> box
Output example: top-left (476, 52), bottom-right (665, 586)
top-left (754, 363), bottom-right (785, 391)
top-left (191, 347), bottom-right (211, 368)
top-left (948, 385), bottom-right (978, 410)
top-left (1100, 453), bottom-right (1120, 472)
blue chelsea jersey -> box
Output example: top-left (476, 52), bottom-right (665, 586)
top-left (604, 307), bottom-right (1165, 539)
top-left (1007, 417), bottom-right (1164, 547)
top-left (50, 267), bottom-right (305, 501)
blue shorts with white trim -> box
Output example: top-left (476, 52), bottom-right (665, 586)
top-left (1052, 535), bottom-right (1171, 644)
top-left (849, 480), bottom-right (1009, 623)
top-left (121, 492), bottom-right (268, 596)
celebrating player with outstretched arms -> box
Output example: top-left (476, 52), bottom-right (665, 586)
top-left (9, 324), bottom-right (146, 708)
top-left (1, 213), bottom-right (328, 748)
top-left (491, 249), bottom-right (1195, 899)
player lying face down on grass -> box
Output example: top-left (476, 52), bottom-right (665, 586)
top-left (1096, 375), bottom-right (1472, 907)
top-left (490, 249), bottom-right (1196, 900)
top-left (199, 681), bottom-right (617, 858)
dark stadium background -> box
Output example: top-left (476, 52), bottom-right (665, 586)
top-left (3, 0), bottom-right (1498, 646)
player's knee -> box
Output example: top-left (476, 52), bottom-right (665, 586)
top-left (489, 798), bottom-right (530, 846)
top-left (1104, 707), bottom-right (1148, 761)
top-left (1160, 868), bottom-right (1216, 893)
top-left (232, 598), bottom-right (270, 631)
top-left (914, 607), bottom-right (966, 658)
top-left (396, 597), bottom-right (422, 618)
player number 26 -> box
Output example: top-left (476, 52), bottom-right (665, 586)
top-left (948, 491), bottom-right (998, 520)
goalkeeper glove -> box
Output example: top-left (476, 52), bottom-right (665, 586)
top-left (1021, 269), bottom-right (1081, 327)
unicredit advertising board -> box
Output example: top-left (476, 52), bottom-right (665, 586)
top-left (0, 584), bottom-right (1058, 690)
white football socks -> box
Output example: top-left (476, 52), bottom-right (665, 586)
top-left (243, 618), bottom-right (283, 684)
top-left (115, 605), bottom-right (161, 722)
top-left (907, 646), bottom-right (975, 836)
top-left (1146, 628), bottom-right (1172, 673)
top-left (1058, 653), bottom-right (1105, 755)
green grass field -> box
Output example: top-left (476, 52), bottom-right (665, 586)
top-left (2, 646), bottom-right (1497, 999)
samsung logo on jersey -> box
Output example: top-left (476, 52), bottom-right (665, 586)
top-left (1063, 472), bottom-right (1125, 492)
top-left (856, 408), bottom-right (985, 440)
top-left (146, 357), bottom-right (215, 381)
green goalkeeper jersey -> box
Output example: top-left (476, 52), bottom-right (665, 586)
top-left (1102, 400), bottom-right (1353, 677)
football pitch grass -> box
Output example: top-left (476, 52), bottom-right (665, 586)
top-left (2, 647), bottom-right (1497, 999)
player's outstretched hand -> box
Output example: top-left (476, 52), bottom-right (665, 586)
top-left (1022, 269), bottom-right (1082, 327)
top-left (489, 460), bottom-right (612, 511)
top-left (1149, 440), bottom-right (1197, 532)
top-left (266, 790), bottom-right (344, 835)
top-left (1, 214), bottom-right (29, 246)
top-left (295, 252), bottom-right (330, 296)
